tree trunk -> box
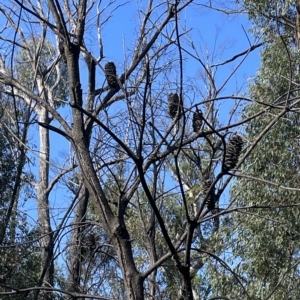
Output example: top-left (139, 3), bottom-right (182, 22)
top-left (72, 136), bottom-right (144, 299)
top-left (146, 212), bottom-right (158, 298)
top-left (177, 265), bottom-right (194, 300)
top-left (66, 37), bottom-right (144, 298)
top-left (110, 221), bottom-right (145, 300)
top-left (66, 185), bottom-right (89, 298)
top-left (36, 107), bottom-right (54, 299)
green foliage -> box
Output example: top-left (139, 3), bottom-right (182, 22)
top-left (0, 225), bottom-right (41, 299)
top-left (0, 84), bottom-right (40, 299)
top-left (241, 0), bottom-right (298, 44)
top-left (208, 9), bottom-right (300, 298)
top-left (0, 128), bottom-right (16, 207)
top-left (15, 36), bottom-right (69, 104)
top-left (0, 125), bottom-right (40, 295)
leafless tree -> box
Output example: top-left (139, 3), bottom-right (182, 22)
top-left (1, 0), bottom-right (298, 300)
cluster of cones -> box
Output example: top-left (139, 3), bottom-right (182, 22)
top-left (168, 93), bottom-right (203, 133)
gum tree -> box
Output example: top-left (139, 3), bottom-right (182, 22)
top-left (210, 0), bottom-right (300, 298)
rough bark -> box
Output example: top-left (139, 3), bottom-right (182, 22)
top-left (147, 222), bottom-right (158, 298)
top-left (66, 40), bottom-right (144, 299)
top-left (66, 185), bottom-right (89, 298)
top-left (72, 136), bottom-right (145, 299)
top-left (177, 265), bottom-right (194, 300)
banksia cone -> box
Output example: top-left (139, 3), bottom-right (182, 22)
top-left (87, 233), bottom-right (96, 249)
top-left (59, 39), bottom-right (67, 63)
top-left (193, 109), bottom-right (203, 132)
top-left (168, 93), bottom-right (180, 119)
top-left (203, 179), bottom-right (216, 210)
top-left (224, 134), bottom-right (243, 172)
top-left (105, 62), bottom-right (118, 88)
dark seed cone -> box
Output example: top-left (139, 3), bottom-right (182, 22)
top-left (224, 134), bottom-right (243, 171)
top-left (105, 62), bottom-right (118, 88)
top-left (193, 109), bottom-right (203, 132)
top-left (0, 275), bottom-right (6, 283)
top-left (168, 93), bottom-right (180, 119)
top-left (85, 233), bottom-right (96, 250)
top-left (203, 179), bottom-right (216, 210)
top-left (59, 40), bottom-right (67, 63)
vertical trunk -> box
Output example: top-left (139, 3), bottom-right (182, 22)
top-left (68, 39), bottom-right (144, 299)
top-left (73, 137), bottom-right (144, 299)
top-left (146, 213), bottom-right (157, 298)
top-left (36, 107), bottom-right (54, 299)
top-left (178, 266), bottom-right (194, 300)
top-left (110, 222), bottom-right (144, 300)
top-left (148, 239), bottom-right (157, 298)
top-left (66, 185), bottom-right (89, 298)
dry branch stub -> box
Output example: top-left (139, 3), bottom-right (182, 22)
top-left (203, 179), bottom-right (216, 210)
top-left (192, 109), bottom-right (203, 132)
top-left (224, 134), bottom-right (243, 172)
top-left (105, 62), bottom-right (118, 88)
top-left (168, 93), bottom-right (181, 119)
